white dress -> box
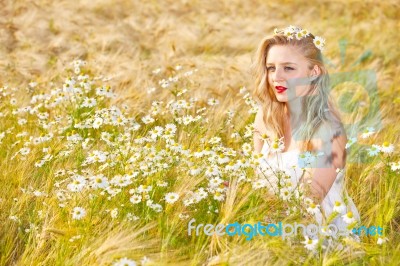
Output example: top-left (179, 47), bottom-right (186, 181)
top-left (258, 141), bottom-right (361, 236)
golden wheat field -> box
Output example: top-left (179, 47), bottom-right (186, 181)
top-left (0, 0), bottom-right (399, 265)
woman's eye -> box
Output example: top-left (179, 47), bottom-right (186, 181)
top-left (267, 66), bottom-right (294, 71)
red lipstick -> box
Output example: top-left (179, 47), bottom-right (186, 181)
top-left (275, 86), bottom-right (287, 93)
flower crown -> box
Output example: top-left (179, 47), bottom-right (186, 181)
top-left (273, 25), bottom-right (325, 52)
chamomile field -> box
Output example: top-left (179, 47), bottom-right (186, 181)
top-left (0, 0), bottom-right (399, 265)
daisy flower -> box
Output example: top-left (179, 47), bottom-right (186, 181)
top-left (306, 203), bottom-right (321, 216)
top-left (380, 141), bottom-right (394, 154)
top-left (252, 178), bottom-right (268, 190)
top-left (302, 235), bottom-right (318, 251)
top-left (110, 208), bottom-right (118, 219)
top-left (367, 145), bottom-right (380, 156)
top-left (19, 147), bottom-right (31, 156)
top-left (342, 211), bottom-right (356, 224)
top-left (90, 175), bottom-right (109, 189)
top-left (10, 98), bottom-right (17, 105)
top-left (258, 133), bottom-right (270, 142)
top-left (279, 187), bottom-right (291, 201)
top-left (92, 117), bottom-right (103, 129)
top-left (300, 29), bottom-right (310, 37)
top-left (71, 207), bottom-right (86, 220)
top-left (189, 166), bottom-right (202, 176)
top-left (207, 98), bottom-right (220, 106)
top-left (149, 126), bottom-right (164, 139)
top-left (130, 194), bottom-right (142, 204)
top-left (112, 257), bottom-right (137, 266)
top-left (269, 138), bottom-right (285, 153)
top-left (283, 29), bottom-right (294, 40)
top-left (164, 123), bottom-right (177, 135)
top-left (141, 115), bottom-right (155, 124)
top-left (377, 237), bottom-right (388, 245)
top-left (360, 127), bottom-right (375, 139)
top-left (313, 36), bottom-right (325, 51)
top-left (213, 192), bottom-right (225, 201)
top-left (345, 137), bottom-right (357, 149)
top-left (303, 197), bottom-right (314, 205)
top-left (320, 226), bottom-right (333, 236)
top-left (333, 201), bottom-right (346, 214)
top-left (165, 192), bottom-right (179, 204)
top-left (242, 143), bottom-right (252, 156)
top-left (295, 31), bottom-right (304, 40)
top-left (389, 161), bottom-right (400, 171)
top-left (209, 176), bottom-right (223, 187)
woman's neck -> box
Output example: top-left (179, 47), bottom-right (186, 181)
top-left (286, 97), bottom-right (304, 133)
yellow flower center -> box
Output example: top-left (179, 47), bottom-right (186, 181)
top-left (383, 141), bottom-right (390, 147)
top-left (272, 143), bottom-right (279, 149)
top-left (347, 211), bottom-right (353, 218)
top-left (316, 40), bottom-right (320, 45)
top-left (335, 201), bottom-right (341, 206)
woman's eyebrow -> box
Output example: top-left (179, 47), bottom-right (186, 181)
top-left (266, 62), bottom-right (298, 66)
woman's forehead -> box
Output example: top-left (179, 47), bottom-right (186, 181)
top-left (266, 45), bottom-right (305, 64)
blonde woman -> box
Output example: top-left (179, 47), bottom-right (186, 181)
top-left (251, 26), bottom-right (360, 237)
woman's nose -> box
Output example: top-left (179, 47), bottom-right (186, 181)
top-left (273, 68), bottom-right (285, 82)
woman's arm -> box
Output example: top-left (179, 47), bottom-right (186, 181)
top-left (301, 123), bottom-right (347, 203)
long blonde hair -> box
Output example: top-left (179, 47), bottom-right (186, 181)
top-left (250, 33), bottom-right (344, 152)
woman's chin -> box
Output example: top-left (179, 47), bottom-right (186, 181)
top-left (275, 95), bottom-right (288, 102)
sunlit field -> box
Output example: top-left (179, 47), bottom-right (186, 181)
top-left (1, 0), bottom-right (399, 265)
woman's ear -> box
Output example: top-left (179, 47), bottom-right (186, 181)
top-left (311, 65), bottom-right (321, 77)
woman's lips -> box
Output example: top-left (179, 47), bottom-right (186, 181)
top-left (275, 86), bottom-right (287, 93)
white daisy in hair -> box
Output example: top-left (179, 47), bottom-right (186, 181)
top-left (295, 31), bottom-right (304, 40)
top-left (313, 36), bottom-right (325, 51)
top-left (283, 28), bottom-right (294, 40)
top-left (300, 29), bottom-right (310, 37)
